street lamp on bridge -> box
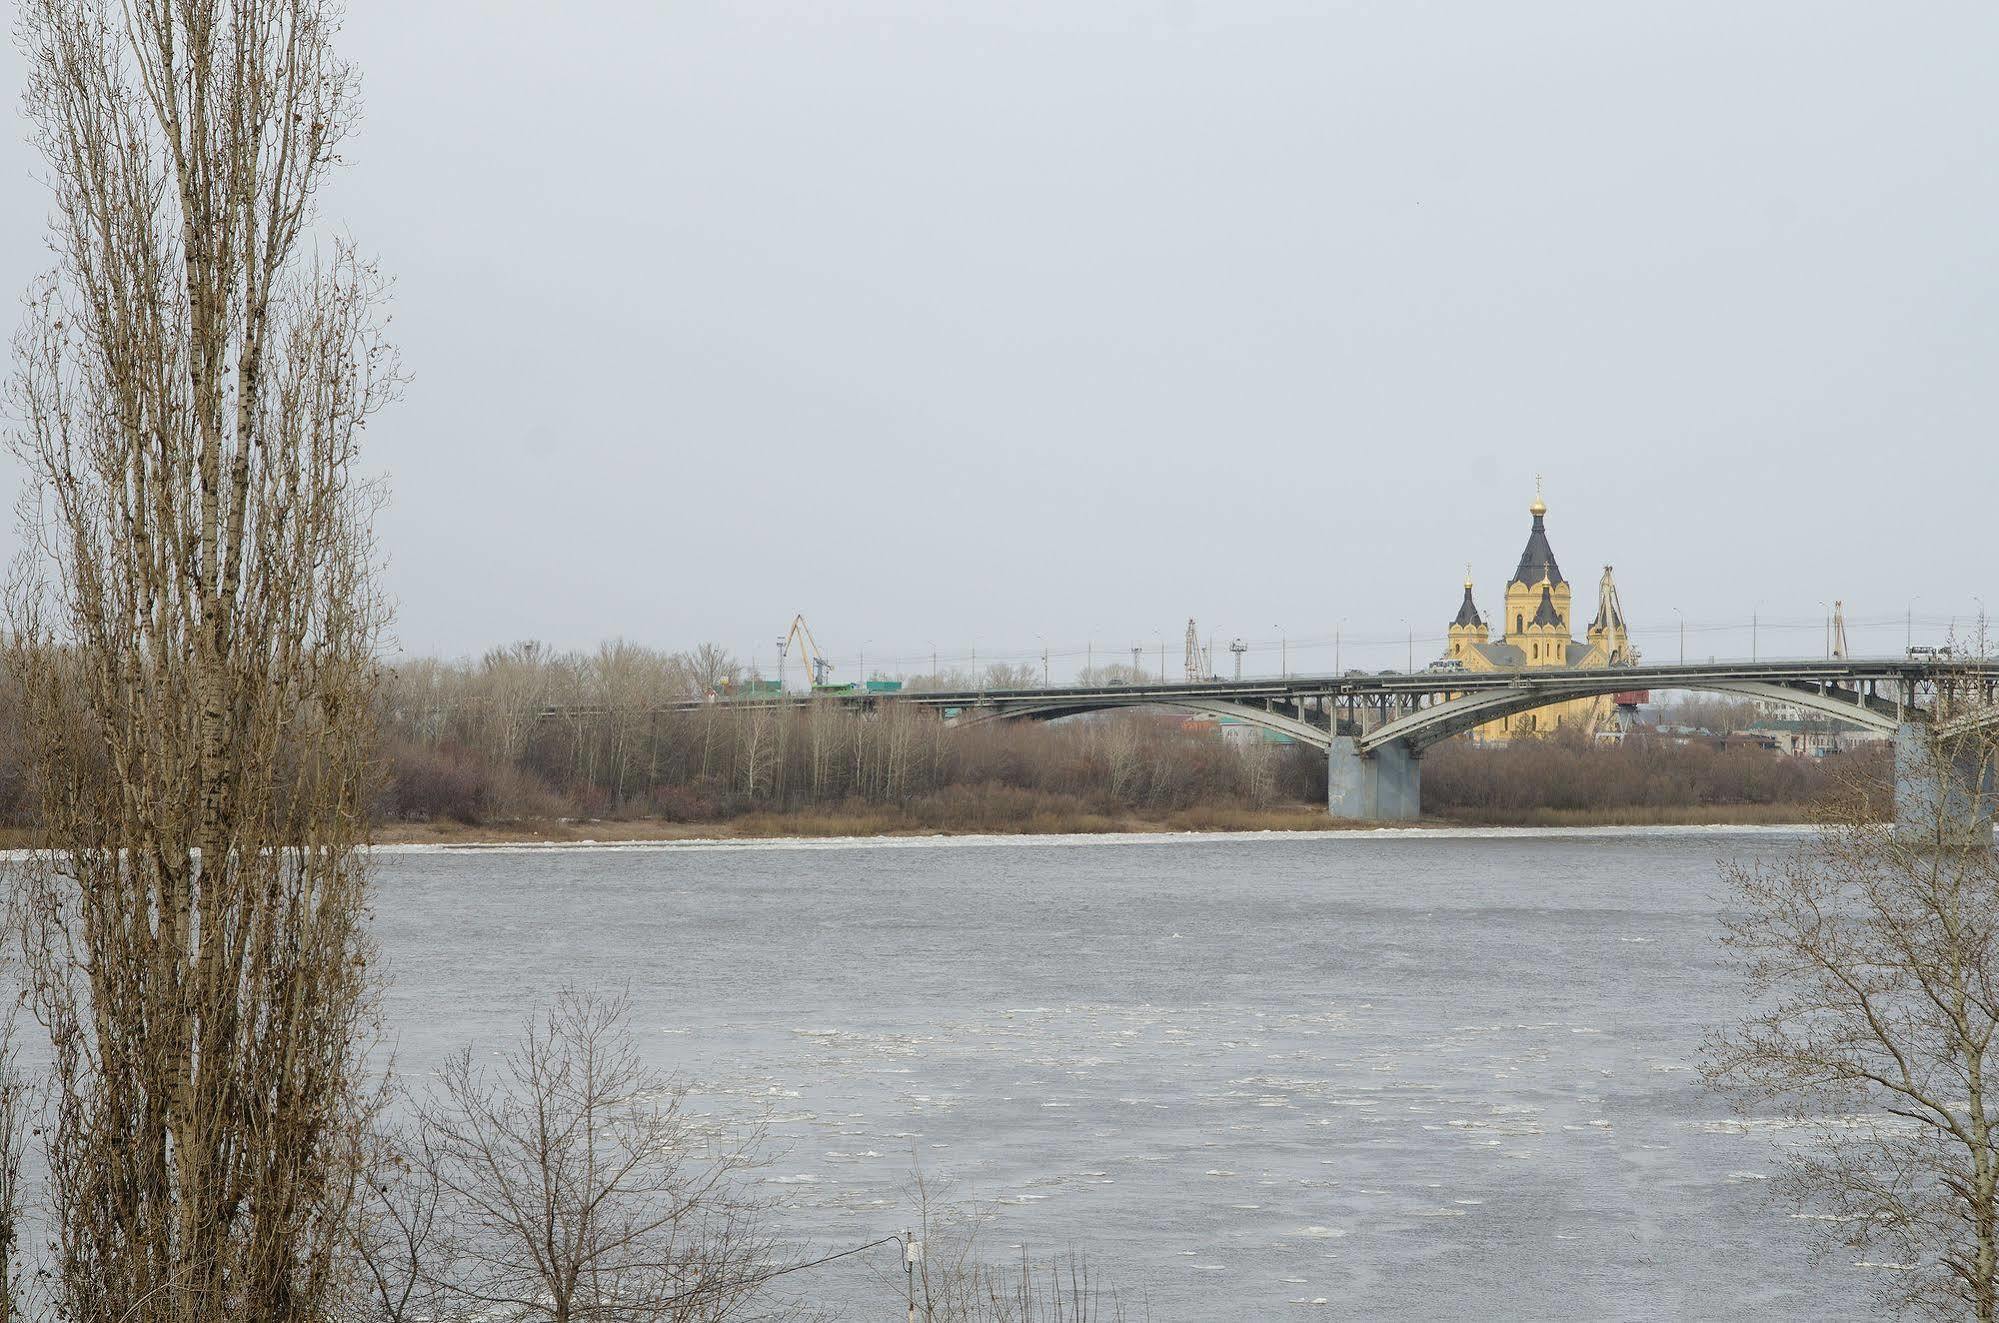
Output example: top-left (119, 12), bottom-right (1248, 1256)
top-left (1673, 606), bottom-right (1684, 665)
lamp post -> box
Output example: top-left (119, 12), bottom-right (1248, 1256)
top-left (1673, 607), bottom-right (1684, 665)
top-left (1274, 626), bottom-right (1286, 678)
top-left (1035, 634), bottom-right (1048, 687)
top-left (1817, 600), bottom-right (1830, 661)
top-left (1751, 603), bottom-right (1761, 663)
top-left (1907, 597), bottom-right (1920, 654)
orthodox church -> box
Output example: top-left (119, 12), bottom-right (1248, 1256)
top-left (1442, 488), bottom-right (1634, 741)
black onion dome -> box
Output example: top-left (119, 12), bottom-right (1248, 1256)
top-left (1510, 510), bottom-right (1564, 588)
top-left (1452, 582), bottom-right (1484, 628)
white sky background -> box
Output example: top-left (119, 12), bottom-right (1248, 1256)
top-left (1, 2), bottom-right (1995, 679)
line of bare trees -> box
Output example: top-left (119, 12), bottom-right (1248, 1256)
top-left (377, 644), bottom-right (1323, 827)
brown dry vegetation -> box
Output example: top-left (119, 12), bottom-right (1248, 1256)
top-left (1424, 729), bottom-right (1888, 824)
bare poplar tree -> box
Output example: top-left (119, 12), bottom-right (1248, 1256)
top-left (6, 0), bottom-right (397, 1317)
top-left (406, 988), bottom-right (787, 1322)
top-left (1705, 725), bottom-right (1999, 1321)
top-left (481, 641), bottom-right (554, 765)
top-left (0, 984), bottom-right (34, 1323)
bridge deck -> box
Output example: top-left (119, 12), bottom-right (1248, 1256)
top-left (869, 658), bottom-right (1986, 710)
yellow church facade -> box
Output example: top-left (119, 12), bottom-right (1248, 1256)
top-left (1440, 491), bottom-right (1634, 743)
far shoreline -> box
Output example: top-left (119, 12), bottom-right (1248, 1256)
top-left (367, 800), bottom-right (1829, 848)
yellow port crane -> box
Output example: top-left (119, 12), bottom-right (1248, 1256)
top-left (775, 613), bottom-right (833, 691)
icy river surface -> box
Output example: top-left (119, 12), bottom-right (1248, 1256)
top-left (371, 827), bottom-right (1874, 1321)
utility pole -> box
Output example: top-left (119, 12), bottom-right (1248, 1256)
top-left (1674, 607), bottom-right (1684, 665)
top-left (1229, 638), bottom-right (1247, 681)
top-left (1274, 626), bottom-right (1286, 678)
top-left (1041, 646), bottom-right (1050, 687)
top-left (904, 1229), bottom-right (919, 1323)
top-left (1130, 645), bottom-right (1143, 678)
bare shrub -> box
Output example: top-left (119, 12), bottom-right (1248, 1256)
top-left (886, 1170), bottom-right (1136, 1322)
top-left (1704, 727), bottom-right (1999, 1320)
top-left (347, 1099), bottom-right (449, 1323)
top-left (374, 988), bottom-right (792, 1322)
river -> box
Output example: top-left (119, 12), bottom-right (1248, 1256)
top-left (370, 826), bottom-right (1873, 1320)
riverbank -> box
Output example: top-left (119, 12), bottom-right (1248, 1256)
top-left (367, 799), bottom-right (1829, 846)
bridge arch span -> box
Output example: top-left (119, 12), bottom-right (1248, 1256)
top-left (941, 677), bottom-right (1901, 757)
top-left (946, 696), bottom-right (1335, 749)
top-left (1360, 677), bottom-right (1901, 754)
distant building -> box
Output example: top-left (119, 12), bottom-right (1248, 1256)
top-left (1742, 717), bottom-right (1892, 758)
top-left (1442, 488), bottom-right (1634, 743)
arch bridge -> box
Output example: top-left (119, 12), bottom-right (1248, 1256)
top-left (856, 658), bottom-right (1999, 831)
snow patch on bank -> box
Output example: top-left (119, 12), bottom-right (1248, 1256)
top-left (363, 822), bottom-right (1819, 857)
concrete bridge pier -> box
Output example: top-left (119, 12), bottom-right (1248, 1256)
top-left (1328, 737), bottom-right (1421, 822)
top-left (1894, 722), bottom-right (1997, 845)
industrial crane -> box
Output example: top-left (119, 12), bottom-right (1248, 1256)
top-left (775, 613), bottom-right (833, 691)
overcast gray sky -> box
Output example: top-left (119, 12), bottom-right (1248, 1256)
top-left (3, 2), bottom-right (1995, 678)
